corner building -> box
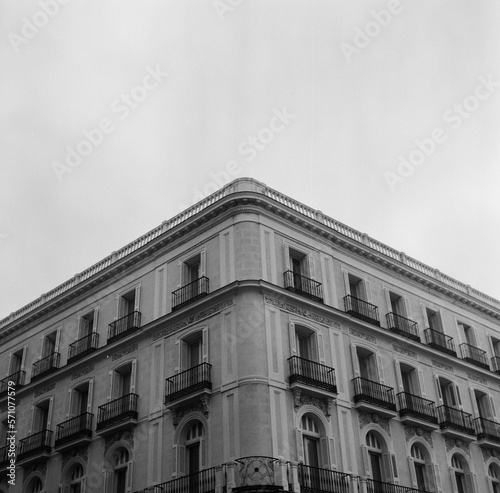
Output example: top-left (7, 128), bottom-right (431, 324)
top-left (1, 178), bottom-right (500, 493)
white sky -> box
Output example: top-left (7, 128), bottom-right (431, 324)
top-left (1, 0), bottom-right (500, 319)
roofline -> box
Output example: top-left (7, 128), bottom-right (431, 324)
top-left (1, 177), bottom-right (499, 331)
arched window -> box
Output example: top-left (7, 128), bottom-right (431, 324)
top-left (410, 444), bottom-right (428, 491)
top-left (366, 432), bottom-right (384, 483)
top-left (301, 415), bottom-right (321, 468)
top-left (489, 464), bottom-right (500, 493)
top-left (452, 454), bottom-right (467, 493)
top-left (185, 421), bottom-right (205, 475)
top-left (26, 477), bottom-right (43, 493)
top-left (113, 447), bottom-right (130, 493)
top-left (67, 463), bottom-right (84, 493)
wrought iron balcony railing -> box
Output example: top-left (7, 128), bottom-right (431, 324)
top-left (396, 392), bottom-right (437, 424)
top-left (367, 478), bottom-right (429, 493)
top-left (473, 416), bottom-right (500, 443)
top-left (108, 311), bottom-right (142, 344)
top-left (234, 456), bottom-right (280, 489)
top-left (459, 343), bottom-right (489, 370)
top-left (0, 370), bottom-right (25, 398)
top-left (288, 356), bottom-right (337, 394)
top-left (352, 377), bottom-right (396, 412)
top-left (96, 393), bottom-right (138, 431)
top-left (298, 463), bottom-right (351, 493)
top-left (424, 328), bottom-right (456, 357)
top-left (0, 445), bottom-right (8, 468)
top-left (68, 332), bottom-right (99, 363)
top-left (165, 363), bottom-right (212, 403)
top-left (55, 413), bottom-right (93, 447)
top-left (283, 270), bottom-right (323, 302)
top-left (437, 405), bottom-right (474, 435)
top-left (17, 429), bottom-right (52, 461)
top-left (142, 467), bottom-right (217, 493)
top-left (172, 277), bottom-right (209, 311)
top-left (385, 313), bottom-right (420, 342)
top-left (492, 356), bottom-right (500, 374)
top-left (344, 295), bottom-right (380, 325)
top-left (31, 352), bottom-right (60, 381)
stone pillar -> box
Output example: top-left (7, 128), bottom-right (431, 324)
top-left (289, 461), bottom-right (300, 492)
top-left (359, 476), bottom-right (368, 493)
top-left (226, 461), bottom-right (237, 493)
top-left (278, 458), bottom-right (289, 491)
top-left (350, 476), bottom-right (359, 493)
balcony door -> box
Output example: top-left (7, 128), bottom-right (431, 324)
top-left (301, 415), bottom-right (321, 468)
top-left (9, 348), bottom-right (24, 375)
top-left (400, 364), bottom-right (419, 396)
top-left (42, 331), bottom-right (58, 358)
top-left (357, 348), bottom-right (378, 382)
top-left (72, 382), bottom-right (90, 417)
top-left (438, 378), bottom-right (457, 408)
top-left (33, 400), bottom-right (50, 434)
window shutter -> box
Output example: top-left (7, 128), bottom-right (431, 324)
top-left (80, 477), bottom-right (86, 493)
top-left (127, 460), bottom-right (134, 493)
top-left (178, 445), bottom-right (186, 476)
top-left (455, 385), bottom-right (462, 407)
top-left (391, 454), bottom-right (398, 479)
top-left (342, 271), bottom-right (350, 296)
top-left (295, 430), bottom-right (304, 462)
top-left (317, 332), bottom-right (325, 364)
top-left (289, 322), bottom-right (297, 356)
top-left (202, 328), bottom-right (209, 363)
top-left (200, 437), bottom-right (207, 468)
top-left (383, 288), bottom-right (391, 313)
top-left (407, 458), bottom-right (416, 487)
top-left (394, 361), bottom-right (403, 392)
top-left (200, 249), bottom-right (206, 276)
top-left (490, 396), bottom-right (497, 418)
top-left (93, 307), bottom-right (99, 332)
top-left (434, 376), bottom-right (443, 405)
top-left (465, 473), bottom-right (475, 493)
top-left (364, 280), bottom-right (372, 303)
top-left (61, 486), bottom-right (70, 493)
top-left (130, 360), bottom-right (137, 394)
top-left (469, 388), bottom-right (479, 417)
top-left (382, 453), bottom-right (392, 482)
top-left (320, 437), bottom-right (329, 469)
top-left (134, 286), bottom-right (141, 312)
top-left (417, 370), bottom-right (425, 397)
top-left (47, 397), bottom-right (54, 429)
top-left (433, 463), bottom-right (441, 490)
top-left (21, 346), bottom-right (27, 371)
top-left (55, 327), bottom-right (62, 353)
top-left (425, 464), bottom-right (436, 492)
top-left (376, 355), bottom-right (384, 384)
top-left (87, 379), bottom-right (94, 413)
top-left (329, 438), bottom-right (336, 469)
top-left (487, 478), bottom-right (494, 493)
top-left (284, 244), bottom-right (291, 271)
top-left (351, 346), bottom-right (360, 377)
top-left (361, 445), bottom-right (369, 476)
top-left (403, 296), bottom-right (410, 319)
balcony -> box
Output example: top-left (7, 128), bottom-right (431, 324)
top-left (473, 417), bottom-right (500, 451)
top-left (96, 393), bottom-right (138, 435)
top-left (17, 429), bottom-right (52, 466)
top-left (68, 333), bottom-right (99, 364)
top-left (352, 378), bottom-right (397, 418)
top-left (55, 413), bottom-right (93, 451)
top-left (298, 464), bottom-right (350, 493)
top-left (344, 295), bottom-right (380, 326)
top-left (165, 363), bottom-right (212, 406)
top-left (437, 405), bottom-right (475, 440)
top-left (283, 271), bottom-right (323, 303)
top-left (172, 276), bottom-right (209, 311)
top-left (0, 445), bottom-right (9, 471)
top-left (31, 352), bottom-right (60, 382)
top-left (459, 343), bottom-right (489, 370)
top-left (0, 370), bottom-right (25, 398)
top-left (233, 456), bottom-right (286, 492)
top-left (492, 356), bottom-right (500, 374)
top-left (108, 311), bottom-right (142, 344)
top-left (424, 328), bottom-right (456, 357)
top-left (366, 479), bottom-right (428, 493)
top-left (385, 313), bottom-right (420, 342)
top-left (288, 356), bottom-right (337, 397)
top-left (396, 392), bottom-right (438, 430)
top-left (141, 467), bottom-right (217, 493)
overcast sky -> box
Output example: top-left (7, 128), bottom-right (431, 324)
top-left (1, 0), bottom-right (500, 320)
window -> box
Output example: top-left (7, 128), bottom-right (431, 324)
top-left (113, 448), bottom-right (130, 493)
top-left (348, 274), bottom-right (366, 301)
top-left (411, 444), bottom-right (428, 491)
top-left (301, 415), bottom-right (321, 468)
top-left (180, 332), bottom-right (206, 371)
top-left (186, 421), bottom-right (204, 474)
top-left (33, 400), bottom-right (51, 433)
top-left (26, 477), bottom-right (43, 493)
top-left (389, 292), bottom-right (406, 318)
top-left (113, 363), bottom-right (134, 399)
top-left (356, 347), bottom-right (378, 382)
top-left (119, 290), bottom-right (137, 319)
top-left (184, 254), bottom-right (202, 286)
top-left (451, 455), bottom-right (466, 493)
top-left (79, 310), bottom-right (96, 339)
top-left (437, 377), bottom-right (458, 408)
top-left (489, 464), bottom-right (500, 493)
top-left (295, 326), bottom-right (317, 362)
top-left (474, 389), bottom-right (493, 419)
top-left (459, 323), bottom-right (475, 346)
top-left (366, 432), bottom-right (383, 482)
top-left (42, 330), bottom-right (58, 357)
top-left (71, 382), bottom-right (90, 417)
top-left (492, 337), bottom-right (500, 358)
top-left (67, 463), bottom-right (85, 493)
top-left (9, 347), bottom-right (25, 375)
top-left (400, 364), bottom-right (419, 395)
top-left (425, 308), bottom-right (442, 332)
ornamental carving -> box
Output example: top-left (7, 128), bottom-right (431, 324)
top-left (23, 461), bottom-right (47, 478)
top-left (431, 360), bottom-right (454, 373)
top-left (404, 425), bottom-right (433, 447)
top-left (104, 430), bottom-right (134, 456)
top-left (358, 411), bottom-right (391, 436)
top-left (62, 446), bottom-right (89, 470)
top-left (467, 373), bottom-right (487, 386)
top-left (153, 299), bottom-right (234, 341)
top-left (482, 448), bottom-right (498, 462)
top-left (171, 398), bottom-right (210, 427)
top-left (291, 389), bottom-right (333, 418)
top-left (34, 382), bottom-right (56, 397)
top-left (71, 364), bottom-right (95, 381)
top-left (264, 296), bottom-right (340, 329)
top-left (112, 343), bottom-right (138, 361)
top-left (445, 437), bottom-right (470, 457)
top-left (349, 328), bottom-right (377, 344)
top-left (392, 344), bottom-right (417, 360)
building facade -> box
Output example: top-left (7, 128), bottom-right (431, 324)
top-left (1, 177), bottom-right (500, 493)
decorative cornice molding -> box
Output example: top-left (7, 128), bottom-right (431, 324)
top-left (34, 382), bottom-right (56, 397)
top-left (358, 411), bottom-right (391, 437)
top-left (292, 389), bottom-right (333, 418)
top-left (445, 437), bottom-right (470, 457)
top-left (71, 364), bottom-right (95, 381)
top-left (104, 430), bottom-right (134, 456)
top-left (62, 446), bottom-right (89, 470)
top-left (431, 360), bottom-right (454, 373)
top-left (393, 344), bottom-right (417, 360)
top-left (171, 398), bottom-right (210, 427)
top-left (404, 425), bottom-right (433, 448)
top-left (153, 299), bottom-right (234, 341)
top-left (112, 343), bottom-right (138, 361)
top-left (349, 327), bottom-right (377, 344)
top-left (264, 296), bottom-right (340, 329)
top-left (467, 373), bottom-right (487, 386)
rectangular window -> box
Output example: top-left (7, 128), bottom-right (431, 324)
top-left (9, 348), bottom-right (24, 374)
top-left (438, 378), bottom-right (457, 408)
top-left (114, 363), bottom-right (133, 399)
top-left (426, 308), bottom-right (442, 332)
top-left (492, 337), bottom-right (500, 357)
top-left (71, 382), bottom-right (90, 417)
top-left (184, 254), bottom-right (202, 286)
top-left (43, 331), bottom-right (58, 357)
top-left (389, 292), bottom-right (406, 317)
top-left (119, 291), bottom-right (136, 318)
top-left (348, 274), bottom-right (365, 301)
top-left (33, 400), bottom-right (50, 433)
top-left (400, 364), bottom-right (419, 395)
top-left (357, 348), bottom-right (377, 381)
top-left (79, 311), bottom-right (95, 339)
